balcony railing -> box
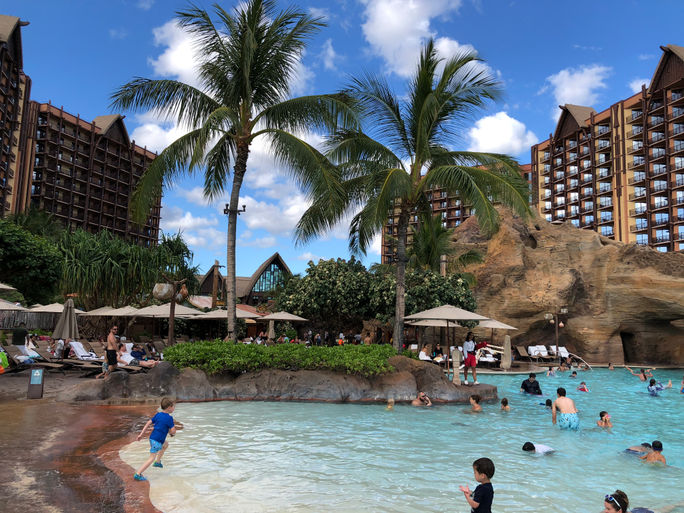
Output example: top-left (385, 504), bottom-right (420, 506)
top-left (631, 110), bottom-right (643, 121)
top-left (651, 167), bottom-right (668, 177)
top-left (630, 223), bottom-right (648, 232)
top-left (652, 183), bottom-right (668, 193)
top-left (630, 207), bottom-right (647, 215)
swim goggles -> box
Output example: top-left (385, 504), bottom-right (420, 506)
top-left (605, 494), bottom-right (622, 511)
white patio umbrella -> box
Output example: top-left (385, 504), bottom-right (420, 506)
top-left (135, 303), bottom-right (202, 318)
top-left (31, 302), bottom-right (85, 314)
top-left (78, 306), bottom-right (116, 317)
top-left (405, 305), bottom-right (489, 379)
top-left (259, 311), bottom-right (308, 322)
top-left (0, 282), bottom-right (16, 291)
top-left (108, 306), bottom-right (140, 317)
top-left (0, 299), bottom-right (26, 312)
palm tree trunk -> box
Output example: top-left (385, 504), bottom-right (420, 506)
top-left (225, 141), bottom-right (249, 341)
top-left (392, 210), bottom-right (409, 352)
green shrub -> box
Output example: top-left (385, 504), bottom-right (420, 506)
top-left (163, 342), bottom-right (397, 377)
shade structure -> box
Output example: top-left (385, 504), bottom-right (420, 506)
top-left (52, 298), bottom-right (80, 340)
top-left (259, 311), bottom-right (308, 322)
top-left (407, 319), bottom-right (463, 328)
top-left (108, 306), bottom-right (140, 317)
top-left (0, 299), bottom-right (27, 312)
top-left (200, 308), bottom-right (261, 320)
top-left (78, 306), bottom-right (116, 317)
top-left (135, 303), bottom-right (202, 318)
top-left (0, 282), bottom-right (16, 291)
top-left (31, 302), bottom-right (85, 314)
top-left (404, 305), bottom-right (489, 322)
top-left (477, 319), bottom-right (518, 330)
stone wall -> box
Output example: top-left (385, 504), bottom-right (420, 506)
top-left (454, 210), bottom-right (684, 365)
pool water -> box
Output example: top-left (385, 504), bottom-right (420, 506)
top-left (120, 369), bottom-right (684, 512)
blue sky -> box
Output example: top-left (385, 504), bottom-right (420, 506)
top-left (12, 0), bottom-right (684, 277)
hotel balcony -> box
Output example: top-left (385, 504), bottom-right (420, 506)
top-left (651, 148), bottom-right (667, 161)
top-left (649, 100), bottom-right (664, 113)
top-left (670, 106), bottom-right (684, 123)
top-left (627, 127), bottom-right (644, 139)
top-left (671, 124), bottom-right (684, 137)
top-left (628, 159), bottom-right (646, 170)
top-left (596, 185), bottom-right (612, 195)
top-left (597, 216), bottom-right (613, 225)
top-left (651, 182), bottom-right (669, 193)
top-left (630, 110), bottom-right (643, 122)
top-left (580, 204), bottom-right (594, 213)
top-left (652, 198), bottom-right (669, 210)
top-left (630, 207), bottom-right (647, 216)
top-left (597, 199), bottom-right (613, 210)
top-left (649, 132), bottom-right (666, 145)
top-left (652, 217), bottom-right (670, 228)
top-left (674, 196), bottom-right (684, 206)
top-left (628, 172), bottom-right (647, 185)
top-left (628, 144), bottom-right (645, 155)
top-left (673, 175), bottom-right (684, 189)
top-left (671, 140), bottom-right (684, 156)
top-left (630, 223), bottom-right (648, 233)
top-left (542, 153), bottom-right (550, 163)
top-left (629, 190), bottom-right (647, 201)
top-left (650, 167), bottom-right (668, 177)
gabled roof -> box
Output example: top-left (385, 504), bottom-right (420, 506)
top-left (93, 114), bottom-right (130, 146)
top-left (553, 104), bottom-right (597, 139)
top-left (240, 252), bottom-right (292, 298)
top-left (648, 44), bottom-right (684, 94)
top-left (0, 15), bottom-right (28, 68)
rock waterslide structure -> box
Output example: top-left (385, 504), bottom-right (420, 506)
top-left (454, 210), bottom-right (684, 365)
top-left (62, 360), bottom-right (496, 404)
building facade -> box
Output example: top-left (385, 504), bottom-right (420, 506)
top-left (0, 15), bottom-right (32, 216)
top-left (380, 164), bottom-right (532, 264)
top-left (531, 44), bottom-right (684, 253)
top-left (28, 104), bottom-right (160, 245)
top-left (0, 14), bottom-right (161, 246)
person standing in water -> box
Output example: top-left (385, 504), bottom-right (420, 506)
top-left (552, 387), bottom-right (579, 430)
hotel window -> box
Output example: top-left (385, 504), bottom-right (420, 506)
top-left (631, 125), bottom-right (643, 135)
top-left (569, 205), bottom-right (579, 216)
top-left (633, 171), bottom-right (646, 182)
top-left (598, 197), bottom-right (612, 208)
top-left (631, 109), bottom-right (642, 120)
top-left (582, 160), bottom-right (591, 170)
top-left (650, 115), bottom-right (664, 125)
top-left (569, 192), bottom-right (579, 202)
top-left (544, 176), bottom-right (550, 184)
top-left (651, 132), bottom-right (665, 142)
top-left (441, 201), bottom-right (447, 208)
top-left (556, 197), bottom-right (565, 206)
top-left (673, 90), bottom-right (683, 101)
top-left (654, 197), bottom-right (669, 209)
top-left (556, 184), bottom-right (565, 193)
top-left (581, 146), bottom-right (590, 155)
top-left (600, 226), bottom-right (614, 237)
top-left (597, 139), bottom-right (610, 149)
top-left (554, 158), bottom-right (563, 166)
top-left (634, 156), bottom-right (645, 166)
top-left (598, 182), bottom-right (611, 193)
top-left (584, 215), bottom-right (594, 224)
top-left (570, 179), bottom-right (578, 189)
top-left (675, 157), bottom-right (684, 170)
top-left (653, 148), bottom-right (666, 158)
top-left (636, 233), bottom-right (649, 245)
top-left (544, 164), bottom-right (551, 172)
top-left (635, 218), bottom-right (648, 230)
top-left (569, 165), bottom-right (578, 174)
top-left (568, 140), bottom-right (577, 149)
top-left (655, 213), bottom-right (669, 225)
top-left (544, 152), bottom-right (550, 160)
top-left (454, 210), bottom-right (460, 217)
top-left (584, 201), bottom-right (594, 211)
top-left (655, 229), bottom-right (670, 242)
top-left (545, 214), bottom-right (552, 222)
top-left (634, 186), bottom-right (646, 198)
top-left (652, 164), bottom-right (666, 175)
top-left (634, 202), bottom-right (647, 214)
top-left (600, 212), bottom-right (612, 222)
top-left (678, 226), bottom-right (684, 239)
top-left (544, 201), bottom-right (552, 211)
top-left (597, 125), bottom-right (610, 135)
top-left (673, 124), bottom-right (684, 135)
top-left (571, 219), bottom-right (580, 227)
top-left (441, 211), bottom-right (447, 219)
top-left (582, 173), bottom-right (593, 183)
top-left (555, 171), bottom-right (565, 180)
top-left (656, 246), bottom-right (669, 253)
top-left (583, 187), bottom-right (593, 197)
top-left (556, 210), bottom-right (566, 218)
top-left (632, 141), bottom-right (643, 151)
top-left (678, 192), bottom-right (684, 204)
top-left (653, 180), bottom-right (668, 192)
top-left (674, 140), bottom-right (684, 152)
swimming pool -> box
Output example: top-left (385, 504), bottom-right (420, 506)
top-left (120, 368), bottom-right (683, 512)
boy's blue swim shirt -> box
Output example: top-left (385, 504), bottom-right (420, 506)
top-left (150, 412), bottom-right (175, 444)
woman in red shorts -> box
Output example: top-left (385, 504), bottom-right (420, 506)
top-left (462, 332), bottom-right (478, 385)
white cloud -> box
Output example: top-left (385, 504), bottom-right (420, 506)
top-left (109, 28), bottom-right (128, 40)
top-left (129, 118), bottom-right (189, 153)
top-left (638, 53), bottom-right (656, 61)
top-left (177, 186), bottom-right (217, 207)
top-left (289, 52), bottom-right (315, 97)
top-left (542, 64), bottom-right (611, 119)
top-left (309, 7), bottom-right (330, 21)
top-left (467, 112), bottom-right (538, 156)
top-left (238, 194), bottom-right (311, 236)
top-left (148, 21), bottom-right (201, 87)
top-left (360, 0), bottom-right (466, 78)
top-left (298, 251), bottom-right (323, 261)
top-left (321, 39), bottom-right (339, 71)
top-left (137, 0), bottom-right (154, 10)
top-left (369, 233), bottom-right (382, 256)
top-left (160, 205), bottom-right (218, 232)
top-left (239, 235), bottom-right (278, 248)
top-left (628, 78), bottom-right (650, 94)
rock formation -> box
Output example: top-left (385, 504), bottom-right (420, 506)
top-left (454, 210), bottom-right (684, 365)
top-left (61, 359), bottom-right (497, 404)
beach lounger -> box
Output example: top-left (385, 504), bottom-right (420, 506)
top-left (152, 341), bottom-right (165, 356)
top-left (3, 345), bottom-right (66, 372)
top-left (515, 345), bottom-right (533, 361)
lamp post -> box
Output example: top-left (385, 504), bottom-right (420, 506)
top-left (223, 203), bottom-right (246, 340)
top-left (544, 307), bottom-right (568, 366)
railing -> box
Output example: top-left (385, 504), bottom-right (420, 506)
top-left (631, 111), bottom-right (643, 121)
top-left (651, 167), bottom-right (667, 177)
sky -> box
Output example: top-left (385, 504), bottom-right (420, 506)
top-left (10, 0), bottom-right (684, 277)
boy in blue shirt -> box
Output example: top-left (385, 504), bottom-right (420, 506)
top-left (134, 397), bottom-right (183, 481)
top-left (459, 457), bottom-right (495, 513)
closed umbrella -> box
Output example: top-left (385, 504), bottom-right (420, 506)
top-left (53, 298), bottom-right (79, 340)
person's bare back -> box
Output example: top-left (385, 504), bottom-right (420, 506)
top-left (554, 396), bottom-right (577, 414)
top-left (641, 451), bottom-right (666, 464)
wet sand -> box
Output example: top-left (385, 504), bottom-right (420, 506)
top-left (0, 371), bottom-right (162, 512)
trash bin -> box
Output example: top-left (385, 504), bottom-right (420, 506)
top-left (27, 368), bottom-right (44, 399)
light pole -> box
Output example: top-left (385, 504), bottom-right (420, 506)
top-left (544, 307), bottom-right (568, 366)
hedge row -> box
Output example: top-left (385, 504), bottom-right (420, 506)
top-left (163, 341), bottom-right (398, 377)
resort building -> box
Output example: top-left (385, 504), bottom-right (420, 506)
top-left (0, 15), bottom-right (32, 217)
top-left (531, 44), bottom-right (684, 253)
top-left (193, 253), bottom-right (292, 308)
top-left (380, 164), bottom-right (533, 264)
top-left (0, 13), bottom-right (161, 246)
top-left (25, 103), bottom-right (160, 246)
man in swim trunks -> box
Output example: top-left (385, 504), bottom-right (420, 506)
top-left (106, 326), bottom-right (118, 376)
top-left (551, 387), bottom-right (579, 430)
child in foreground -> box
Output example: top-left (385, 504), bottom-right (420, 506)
top-left (647, 378), bottom-right (672, 396)
top-left (469, 394), bottom-right (482, 412)
top-left (459, 457), bottom-right (495, 513)
top-left (134, 397), bottom-right (183, 481)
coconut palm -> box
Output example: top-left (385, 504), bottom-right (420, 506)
top-left (296, 40), bottom-right (531, 351)
top-left (111, 0), bottom-right (355, 339)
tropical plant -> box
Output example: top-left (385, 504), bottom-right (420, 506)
top-left (111, 0), bottom-right (356, 339)
top-left (6, 207), bottom-right (64, 241)
top-left (405, 212), bottom-right (457, 271)
top-left (0, 219), bottom-right (62, 304)
top-left (296, 40), bottom-right (531, 351)
top-left (58, 229), bottom-right (198, 310)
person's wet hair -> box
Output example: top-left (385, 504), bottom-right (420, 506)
top-left (557, 387), bottom-right (566, 397)
top-left (501, 398), bottom-right (508, 406)
top-left (649, 378), bottom-right (656, 386)
top-left (652, 440), bottom-right (663, 451)
top-left (522, 442), bottom-right (535, 451)
top-left (545, 399), bottom-right (552, 407)
top-left (470, 394), bottom-right (481, 404)
top-left (529, 373), bottom-right (536, 378)
top-left (473, 457), bottom-right (495, 478)
top-left (599, 411), bottom-right (608, 419)
top-left (606, 489), bottom-right (629, 512)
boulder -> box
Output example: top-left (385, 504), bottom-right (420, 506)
top-left (453, 210), bottom-right (684, 365)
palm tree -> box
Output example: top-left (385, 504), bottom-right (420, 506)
top-left (405, 212), bottom-right (456, 272)
top-left (111, 0), bottom-right (355, 339)
top-left (296, 40), bottom-right (531, 352)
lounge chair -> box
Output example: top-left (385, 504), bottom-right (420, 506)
top-left (152, 341), bottom-right (166, 356)
top-left (3, 345), bottom-right (66, 372)
top-left (515, 345), bottom-right (533, 361)
top-left (530, 345), bottom-right (555, 362)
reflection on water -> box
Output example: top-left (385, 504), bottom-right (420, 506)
top-left (120, 369), bottom-right (683, 512)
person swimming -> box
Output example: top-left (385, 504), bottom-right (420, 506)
top-left (522, 441), bottom-right (555, 454)
top-left (625, 442), bottom-right (652, 455)
top-left (640, 440), bottom-right (666, 465)
top-left (552, 388), bottom-right (579, 430)
top-left (647, 378), bottom-right (672, 396)
top-left (597, 411), bottom-right (612, 428)
top-left (577, 381), bottom-right (589, 392)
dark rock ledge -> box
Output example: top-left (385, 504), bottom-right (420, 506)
top-left (61, 357), bottom-right (497, 404)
